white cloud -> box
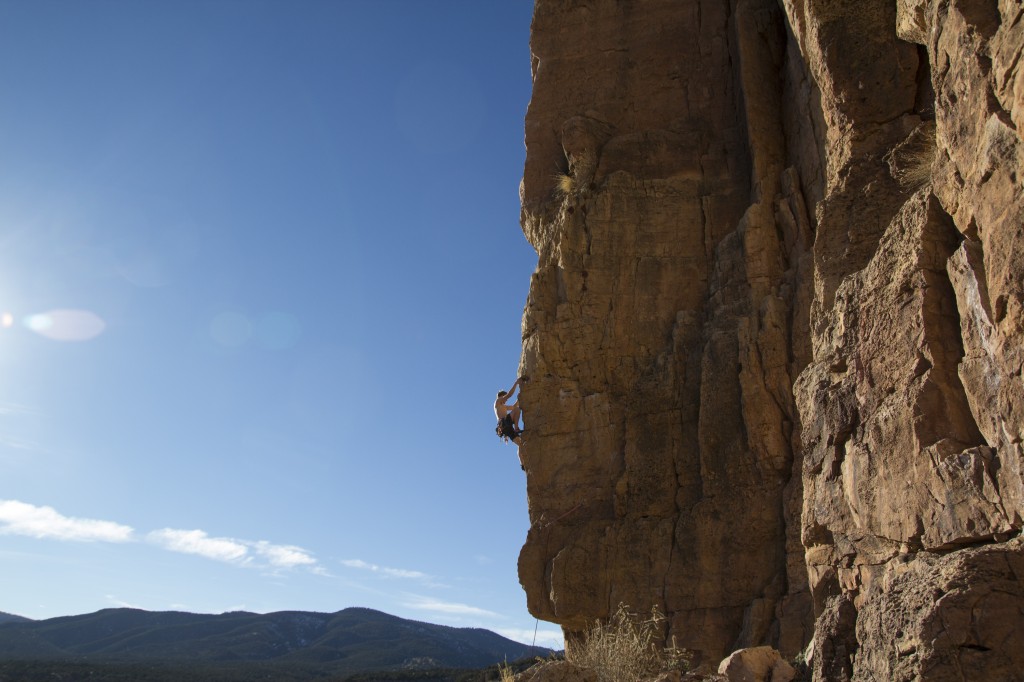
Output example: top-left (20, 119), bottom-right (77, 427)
top-left (401, 595), bottom-right (500, 618)
top-left (148, 528), bottom-right (319, 572)
top-left (0, 499), bottom-right (320, 575)
top-left (339, 558), bottom-right (372, 570)
top-left (496, 627), bottom-right (565, 650)
top-left (386, 567), bottom-right (429, 579)
top-left (147, 528), bottom-right (248, 563)
top-left (0, 499), bottom-right (134, 542)
top-left (251, 540), bottom-right (317, 568)
top-left (341, 559), bottom-right (429, 580)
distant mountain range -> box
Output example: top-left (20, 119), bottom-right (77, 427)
top-left (0, 607), bottom-right (552, 680)
top-left (0, 612), bottom-right (30, 625)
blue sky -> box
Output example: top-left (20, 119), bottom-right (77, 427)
top-left (0, 0), bottom-right (557, 648)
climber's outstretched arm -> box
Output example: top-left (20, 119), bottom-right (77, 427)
top-left (502, 377), bottom-right (522, 399)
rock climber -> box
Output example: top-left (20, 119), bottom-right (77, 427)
top-left (494, 376), bottom-right (528, 443)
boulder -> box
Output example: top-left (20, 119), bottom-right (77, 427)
top-left (717, 647), bottom-right (796, 682)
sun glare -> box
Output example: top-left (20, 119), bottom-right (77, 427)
top-left (24, 309), bottom-right (105, 341)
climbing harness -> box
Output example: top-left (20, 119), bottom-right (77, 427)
top-left (496, 414), bottom-right (520, 442)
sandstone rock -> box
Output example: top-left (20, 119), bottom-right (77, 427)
top-left (852, 538), bottom-right (1024, 681)
top-left (717, 646), bottom-right (796, 682)
top-left (517, 0), bottom-right (811, 663)
top-left (796, 190), bottom-right (1014, 602)
top-left (805, 595), bottom-right (857, 682)
top-left (897, 0), bottom-right (933, 44)
top-left (515, 1), bottom-right (1024, 679)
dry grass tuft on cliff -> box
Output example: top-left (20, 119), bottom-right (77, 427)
top-left (553, 172), bottom-right (575, 196)
top-left (564, 605), bottom-right (691, 682)
top-left (888, 122), bottom-right (937, 191)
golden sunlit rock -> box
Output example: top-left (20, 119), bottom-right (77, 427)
top-left (515, 1), bottom-right (1024, 678)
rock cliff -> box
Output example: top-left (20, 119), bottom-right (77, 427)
top-left (514, 1), bottom-right (1024, 679)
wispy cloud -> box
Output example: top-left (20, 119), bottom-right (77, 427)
top-left (0, 402), bottom-right (37, 416)
top-left (106, 595), bottom-right (144, 609)
top-left (496, 627), bottom-right (564, 650)
top-left (147, 529), bottom-right (248, 563)
top-left (251, 540), bottom-right (317, 568)
top-left (341, 559), bottom-right (429, 580)
top-left (1, 499), bottom-right (321, 575)
top-left (0, 436), bottom-right (43, 452)
top-left (0, 499), bottom-right (134, 542)
top-left (401, 594), bottom-right (500, 618)
top-left (0, 402), bottom-right (46, 456)
top-left (147, 528), bottom-right (318, 571)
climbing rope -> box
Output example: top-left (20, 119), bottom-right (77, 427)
top-left (535, 499), bottom-right (587, 530)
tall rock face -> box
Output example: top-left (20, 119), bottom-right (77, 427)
top-left (514, 1), bottom-right (1024, 679)
top-left (517, 0), bottom-right (814, 663)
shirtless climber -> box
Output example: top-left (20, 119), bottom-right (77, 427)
top-left (494, 376), bottom-right (528, 443)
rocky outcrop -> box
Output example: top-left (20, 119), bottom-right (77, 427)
top-left (517, 0), bottom-right (811, 664)
top-left (717, 646), bottom-right (797, 682)
top-left (791, 2), bottom-right (1024, 678)
top-left (514, 1), bottom-right (1024, 680)
top-left (850, 537), bottom-right (1024, 681)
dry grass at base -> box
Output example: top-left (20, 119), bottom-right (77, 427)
top-left (498, 660), bottom-right (516, 682)
top-left (565, 604), bottom-right (692, 682)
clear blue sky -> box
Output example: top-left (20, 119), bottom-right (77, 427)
top-left (0, 0), bottom-right (557, 648)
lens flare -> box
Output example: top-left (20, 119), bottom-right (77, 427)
top-left (1, 313), bottom-right (12, 328)
top-left (255, 311), bottom-right (301, 350)
top-left (24, 310), bottom-right (106, 341)
top-left (210, 312), bottom-right (252, 347)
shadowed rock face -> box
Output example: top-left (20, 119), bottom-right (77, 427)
top-left (514, 0), bottom-right (1024, 679)
top-left (517, 0), bottom-right (811, 664)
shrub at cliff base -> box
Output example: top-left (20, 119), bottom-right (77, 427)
top-left (564, 604), bottom-right (691, 682)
